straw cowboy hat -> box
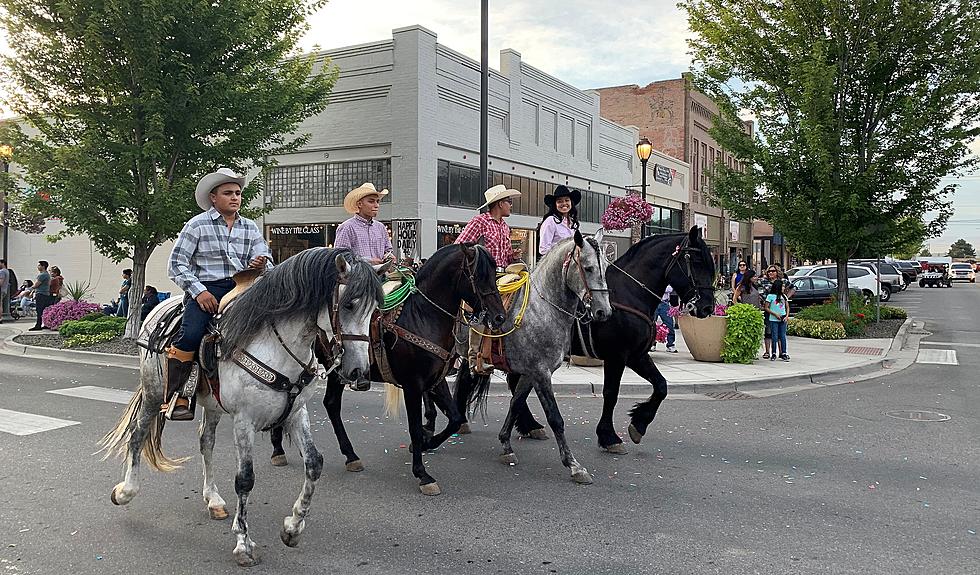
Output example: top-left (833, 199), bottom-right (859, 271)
top-left (478, 184), bottom-right (521, 210)
top-left (544, 184), bottom-right (581, 208)
top-left (195, 168), bottom-right (246, 211)
top-left (344, 182), bottom-right (389, 214)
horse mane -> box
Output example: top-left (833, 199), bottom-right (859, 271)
top-left (414, 242), bottom-right (496, 287)
top-left (219, 248), bottom-right (381, 354)
top-left (618, 231), bottom-right (713, 267)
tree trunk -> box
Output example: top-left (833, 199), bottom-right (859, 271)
top-left (835, 259), bottom-right (850, 314)
top-left (123, 243), bottom-right (154, 339)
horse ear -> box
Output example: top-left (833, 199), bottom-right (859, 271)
top-left (688, 225), bottom-right (702, 243)
top-left (372, 260), bottom-right (395, 275)
top-left (593, 228), bottom-right (605, 245)
top-left (574, 229), bottom-right (584, 248)
top-left (334, 253), bottom-right (351, 280)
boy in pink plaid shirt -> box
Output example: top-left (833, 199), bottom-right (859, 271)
top-left (335, 183), bottom-right (394, 264)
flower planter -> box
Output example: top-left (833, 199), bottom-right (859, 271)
top-left (677, 314), bottom-right (728, 363)
top-left (570, 355), bottom-right (603, 367)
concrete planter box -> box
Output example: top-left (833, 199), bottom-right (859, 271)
top-left (677, 315), bottom-right (728, 363)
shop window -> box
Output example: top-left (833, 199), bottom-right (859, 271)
top-left (265, 159), bottom-right (391, 208)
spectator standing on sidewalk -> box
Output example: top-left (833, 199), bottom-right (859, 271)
top-left (49, 266), bottom-right (64, 302)
top-left (116, 269), bottom-right (132, 317)
top-left (139, 285), bottom-right (161, 323)
top-left (765, 279), bottom-right (790, 362)
top-left (29, 260), bottom-right (54, 331)
top-left (730, 260), bottom-right (747, 291)
top-left (652, 285), bottom-right (678, 353)
top-left (0, 259), bottom-right (8, 323)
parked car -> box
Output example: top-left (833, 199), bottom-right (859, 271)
top-left (893, 260), bottom-right (920, 287)
top-left (788, 277), bottom-right (866, 311)
top-left (851, 261), bottom-right (903, 294)
top-left (797, 264), bottom-right (889, 302)
top-left (949, 262), bottom-right (976, 283)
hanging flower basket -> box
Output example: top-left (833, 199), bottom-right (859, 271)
top-left (600, 192), bottom-right (654, 232)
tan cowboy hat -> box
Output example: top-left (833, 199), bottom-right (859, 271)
top-left (478, 184), bottom-right (521, 210)
top-left (344, 182), bottom-right (389, 214)
top-left (195, 168), bottom-right (246, 211)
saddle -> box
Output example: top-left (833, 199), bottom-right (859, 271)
top-left (472, 268), bottom-right (530, 374)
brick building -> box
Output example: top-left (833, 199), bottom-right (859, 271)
top-left (596, 74), bottom-right (754, 277)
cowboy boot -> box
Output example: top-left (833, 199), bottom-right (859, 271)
top-left (162, 347), bottom-right (195, 421)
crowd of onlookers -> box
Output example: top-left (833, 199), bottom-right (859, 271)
top-left (730, 261), bottom-right (795, 362)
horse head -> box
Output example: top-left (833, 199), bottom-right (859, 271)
top-left (334, 253), bottom-right (384, 382)
top-left (460, 241), bottom-right (507, 330)
top-left (568, 230), bottom-right (612, 322)
top-left (665, 226), bottom-right (716, 318)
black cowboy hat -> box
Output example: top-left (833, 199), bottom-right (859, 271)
top-left (544, 185), bottom-right (581, 207)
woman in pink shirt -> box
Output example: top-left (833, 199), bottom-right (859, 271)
top-left (538, 185), bottom-right (580, 256)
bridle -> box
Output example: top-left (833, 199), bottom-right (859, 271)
top-left (321, 281), bottom-right (374, 366)
top-left (535, 238), bottom-right (609, 322)
top-left (414, 245), bottom-right (498, 329)
top-left (610, 236), bottom-right (709, 314)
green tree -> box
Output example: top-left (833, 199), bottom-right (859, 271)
top-left (947, 239), bottom-right (976, 258)
top-left (685, 0), bottom-right (979, 311)
top-left (920, 248), bottom-right (932, 257)
top-left (1, 0), bottom-right (336, 336)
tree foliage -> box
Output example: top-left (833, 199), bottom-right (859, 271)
top-left (947, 239), bottom-right (976, 258)
top-left (920, 248), bottom-right (932, 257)
top-left (684, 0), bottom-right (980, 308)
top-left (0, 0), bottom-right (337, 334)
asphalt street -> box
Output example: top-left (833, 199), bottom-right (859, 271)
top-left (0, 282), bottom-right (977, 574)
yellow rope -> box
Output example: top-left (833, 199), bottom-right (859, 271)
top-left (470, 271), bottom-right (530, 338)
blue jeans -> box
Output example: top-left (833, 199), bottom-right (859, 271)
top-left (656, 302), bottom-right (675, 347)
top-left (769, 319), bottom-right (787, 356)
top-left (173, 279), bottom-right (235, 354)
top-left (116, 295), bottom-right (128, 317)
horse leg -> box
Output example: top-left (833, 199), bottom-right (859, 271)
top-left (270, 426), bottom-right (288, 467)
top-left (625, 352), bottom-right (668, 445)
top-left (322, 372), bottom-right (363, 472)
top-left (453, 363), bottom-right (474, 435)
top-left (231, 417), bottom-right (259, 567)
top-left (404, 385), bottom-right (441, 496)
top-left (199, 403), bottom-right (228, 520)
top-left (510, 372), bottom-right (547, 439)
top-left (422, 391), bottom-right (438, 433)
top-left (531, 376), bottom-right (593, 484)
top-left (498, 375), bottom-right (535, 466)
top-left (596, 357), bottom-right (628, 454)
top-left (421, 378), bottom-right (465, 450)
top-left (279, 406), bottom-right (323, 548)
top-left (109, 380), bottom-right (163, 506)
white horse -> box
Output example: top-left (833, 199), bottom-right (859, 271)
top-left (100, 248), bottom-right (383, 567)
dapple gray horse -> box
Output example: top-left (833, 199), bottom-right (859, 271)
top-left (455, 230), bottom-right (612, 484)
top-left (100, 248), bottom-right (382, 567)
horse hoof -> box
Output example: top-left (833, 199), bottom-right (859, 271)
top-left (280, 527), bottom-right (301, 548)
top-left (457, 422), bottom-right (472, 435)
top-left (208, 506), bottom-right (229, 521)
top-left (233, 549), bottom-right (260, 567)
top-left (572, 469), bottom-right (594, 484)
top-left (271, 454), bottom-right (288, 467)
top-left (521, 428), bottom-right (549, 440)
top-left (419, 482), bottom-right (442, 496)
top-left (602, 443), bottom-right (628, 455)
top-left (110, 483), bottom-right (130, 506)
top-left (499, 452), bottom-right (519, 466)
top-left (345, 459), bottom-right (364, 472)
top-left (628, 423), bottom-right (644, 445)
top-left (109, 486), bottom-right (121, 506)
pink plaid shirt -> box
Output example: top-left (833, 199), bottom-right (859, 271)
top-left (334, 215), bottom-right (392, 260)
top-left (454, 212), bottom-right (515, 268)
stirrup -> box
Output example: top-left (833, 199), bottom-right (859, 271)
top-left (162, 393), bottom-right (194, 421)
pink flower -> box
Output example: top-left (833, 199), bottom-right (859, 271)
top-left (713, 304), bottom-right (728, 316)
top-left (600, 192), bottom-right (654, 231)
top-left (42, 300), bottom-right (102, 329)
top-left (667, 305), bottom-right (681, 317)
top-left (656, 323), bottom-right (669, 343)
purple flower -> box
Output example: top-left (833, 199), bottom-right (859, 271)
top-left (713, 304), bottom-right (728, 316)
top-left (42, 300), bottom-right (102, 329)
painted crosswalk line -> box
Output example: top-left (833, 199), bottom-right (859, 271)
top-left (915, 349), bottom-right (958, 365)
top-left (0, 408), bottom-right (80, 436)
top-left (47, 385), bottom-right (134, 404)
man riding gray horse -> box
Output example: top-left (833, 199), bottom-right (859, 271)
top-left (164, 168), bottom-right (273, 420)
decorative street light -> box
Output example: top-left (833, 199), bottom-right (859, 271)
top-left (636, 137), bottom-right (653, 238)
top-left (0, 143), bottom-right (12, 321)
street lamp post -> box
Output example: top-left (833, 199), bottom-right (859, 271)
top-left (636, 137), bottom-right (653, 239)
top-left (0, 144), bottom-right (12, 321)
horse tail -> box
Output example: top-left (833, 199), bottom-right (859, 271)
top-left (461, 366), bottom-right (492, 418)
top-left (98, 386), bottom-right (188, 473)
top-left (384, 383), bottom-right (403, 419)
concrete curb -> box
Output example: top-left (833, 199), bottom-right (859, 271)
top-left (0, 318), bottom-right (920, 398)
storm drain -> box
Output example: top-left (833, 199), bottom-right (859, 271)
top-left (885, 410), bottom-right (951, 422)
top-left (845, 346), bottom-right (884, 356)
top-left (703, 391), bottom-right (756, 400)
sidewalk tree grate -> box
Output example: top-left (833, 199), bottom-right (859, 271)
top-left (885, 410), bottom-right (950, 422)
top-left (703, 391), bottom-right (756, 400)
top-left (845, 346), bottom-right (884, 356)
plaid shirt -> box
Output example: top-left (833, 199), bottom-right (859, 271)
top-left (454, 212), bottom-right (515, 268)
top-left (334, 215), bottom-right (392, 260)
top-left (168, 207), bottom-right (272, 298)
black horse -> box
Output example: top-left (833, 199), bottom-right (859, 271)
top-left (464, 226), bottom-right (716, 452)
top-left (271, 242), bottom-right (505, 495)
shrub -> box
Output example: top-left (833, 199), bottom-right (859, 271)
top-left (80, 312), bottom-right (106, 322)
top-left (878, 306), bottom-right (908, 320)
top-left (796, 303), bottom-right (846, 323)
top-left (787, 318), bottom-right (847, 339)
top-left (58, 316), bottom-right (127, 338)
top-left (41, 300), bottom-right (102, 330)
top-left (64, 332), bottom-right (117, 348)
top-left (721, 303), bottom-right (765, 364)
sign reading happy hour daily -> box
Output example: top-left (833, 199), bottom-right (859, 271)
top-left (394, 219), bottom-right (420, 261)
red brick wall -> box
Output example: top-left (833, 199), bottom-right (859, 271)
top-left (596, 80), bottom-right (688, 162)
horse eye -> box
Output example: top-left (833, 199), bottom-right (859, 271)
top-left (584, 265), bottom-right (595, 273)
top-left (344, 298), bottom-right (359, 310)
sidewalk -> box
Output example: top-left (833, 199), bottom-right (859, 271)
top-left (0, 318), bottom-right (919, 398)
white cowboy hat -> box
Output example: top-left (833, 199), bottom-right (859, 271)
top-left (478, 184), bottom-right (521, 210)
top-left (195, 168), bottom-right (246, 211)
top-left (344, 182), bottom-right (389, 214)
